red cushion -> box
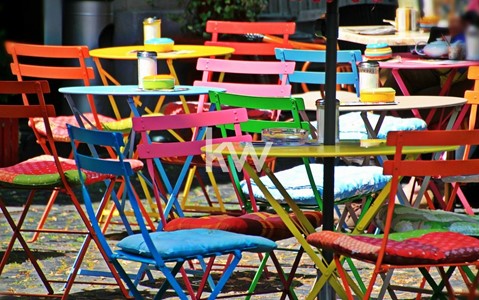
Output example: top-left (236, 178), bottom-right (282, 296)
top-left (162, 101), bottom-right (274, 120)
top-left (30, 113), bottom-right (116, 142)
top-left (307, 231), bottom-right (479, 265)
top-left (164, 211), bottom-right (322, 241)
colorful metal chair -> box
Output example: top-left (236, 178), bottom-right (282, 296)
top-left (5, 41), bottom-right (121, 241)
top-left (308, 130), bottom-right (479, 300)
top-left (67, 121), bottom-right (277, 300)
top-left (0, 81), bottom-right (128, 298)
top-left (274, 48), bottom-right (427, 140)
top-left (205, 20), bottom-right (295, 57)
top-left (161, 58), bottom-right (295, 214)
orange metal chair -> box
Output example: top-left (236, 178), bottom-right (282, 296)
top-left (5, 41), bottom-right (120, 241)
top-left (0, 81), bottom-right (129, 299)
top-left (308, 130), bottom-right (479, 300)
top-left (443, 66), bottom-right (479, 214)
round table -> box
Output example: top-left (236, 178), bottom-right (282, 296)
top-left (89, 45), bottom-right (235, 117)
top-left (378, 53), bottom-right (479, 96)
top-left (202, 141), bottom-right (457, 299)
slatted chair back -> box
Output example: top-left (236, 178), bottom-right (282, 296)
top-left (275, 48), bottom-right (362, 96)
top-left (132, 109), bottom-right (252, 221)
top-left (205, 20), bottom-right (295, 56)
top-left (5, 41), bottom-right (104, 128)
top-left (193, 58), bottom-right (295, 117)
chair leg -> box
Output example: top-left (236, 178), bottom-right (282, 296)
top-left (156, 262), bottom-right (189, 300)
top-left (208, 251), bottom-right (242, 300)
top-left (0, 195), bottom-right (54, 295)
top-left (334, 255), bottom-right (354, 300)
top-left (29, 189), bottom-right (60, 242)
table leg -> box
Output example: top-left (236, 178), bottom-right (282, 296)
top-left (166, 59), bottom-right (190, 114)
top-left (92, 57), bottom-right (123, 120)
top-left (242, 163), bottom-right (359, 299)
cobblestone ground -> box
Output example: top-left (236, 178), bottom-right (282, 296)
top-left (0, 181), bottom-right (470, 299)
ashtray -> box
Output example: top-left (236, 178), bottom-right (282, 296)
top-left (261, 128), bottom-right (308, 145)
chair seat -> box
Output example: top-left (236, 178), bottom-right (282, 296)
top-left (116, 228), bottom-right (277, 260)
top-left (164, 211), bottom-right (322, 241)
top-left (163, 101), bottom-right (274, 120)
top-left (307, 230), bottom-right (479, 265)
top-left (313, 112), bottom-right (427, 140)
top-left (30, 113), bottom-right (116, 142)
top-left (375, 204), bottom-right (479, 236)
top-left (0, 155), bottom-right (143, 188)
top-left (241, 164), bottom-right (390, 206)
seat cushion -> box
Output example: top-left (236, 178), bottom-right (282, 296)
top-left (241, 164), bottom-right (390, 206)
top-left (164, 211), bottom-right (322, 241)
top-left (116, 228), bottom-right (277, 260)
top-left (101, 113), bottom-right (163, 133)
top-left (30, 113), bottom-right (116, 142)
top-left (338, 112), bottom-right (427, 140)
top-left (0, 155), bottom-right (142, 187)
top-left (307, 230), bottom-right (479, 265)
top-left (375, 204), bottom-right (479, 236)
top-left (163, 101), bottom-right (274, 120)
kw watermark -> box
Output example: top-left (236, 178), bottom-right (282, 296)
top-left (204, 128), bottom-right (272, 172)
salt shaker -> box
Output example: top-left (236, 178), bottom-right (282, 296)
top-left (143, 17), bottom-right (161, 43)
top-left (137, 51), bottom-right (157, 89)
top-left (358, 61), bottom-right (380, 91)
top-left (315, 99), bottom-right (340, 144)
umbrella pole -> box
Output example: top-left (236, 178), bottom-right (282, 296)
top-left (319, 0), bottom-right (339, 299)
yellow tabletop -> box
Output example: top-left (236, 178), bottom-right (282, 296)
top-left (89, 45), bottom-right (235, 60)
top-left (202, 140), bottom-right (457, 158)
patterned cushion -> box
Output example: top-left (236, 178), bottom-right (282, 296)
top-left (241, 164), bottom-right (390, 205)
top-left (30, 113), bottom-right (116, 142)
top-left (0, 155), bottom-right (143, 187)
top-left (338, 112), bottom-right (427, 140)
top-left (307, 230), bottom-right (479, 265)
top-left (375, 204), bottom-right (479, 236)
top-left (164, 211), bottom-right (322, 241)
top-left (116, 228), bottom-right (277, 259)
top-left (162, 101), bottom-right (274, 120)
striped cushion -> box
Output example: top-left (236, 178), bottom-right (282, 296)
top-left (30, 113), bottom-right (116, 142)
top-left (307, 230), bottom-right (479, 265)
top-left (0, 155), bottom-right (143, 187)
top-left (164, 211), bottom-right (322, 241)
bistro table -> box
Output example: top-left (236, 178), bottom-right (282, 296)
top-left (338, 26), bottom-right (429, 47)
top-left (89, 45), bottom-right (235, 116)
top-left (202, 141), bottom-right (458, 299)
top-left (294, 92), bottom-right (467, 133)
top-left (378, 53), bottom-right (479, 97)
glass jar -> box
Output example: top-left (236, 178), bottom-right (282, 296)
top-left (137, 51), bottom-right (157, 89)
top-left (315, 99), bottom-right (340, 144)
top-left (143, 17), bottom-right (161, 43)
top-left (358, 61), bottom-right (380, 91)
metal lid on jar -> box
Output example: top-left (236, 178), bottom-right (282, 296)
top-left (137, 51), bottom-right (157, 58)
top-left (358, 61), bottom-right (380, 68)
top-left (315, 99), bottom-right (340, 106)
top-left (143, 17), bottom-right (160, 24)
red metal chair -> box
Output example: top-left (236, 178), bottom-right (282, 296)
top-left (205, 20), bottom-right (295, 57)
top-left (308, 130), bottom-right (479, 299)
top-left (0, 81), bottom-right (129, 299)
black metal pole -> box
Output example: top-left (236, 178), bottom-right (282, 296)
top-left (319, 0), bottom-right (339, 299)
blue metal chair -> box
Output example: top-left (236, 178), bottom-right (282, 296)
top-left (67, 123), bottom-right (277, 300)
top-left (274, 48), bottom-right (427, 140)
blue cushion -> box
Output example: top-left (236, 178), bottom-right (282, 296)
top-left (241, 164), bottom-right (391, 205)
top-left (116, 229), bottom-right (277, 260)
top-left (338, 112), bottom-right (427, 140)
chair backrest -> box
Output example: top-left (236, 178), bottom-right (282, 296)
top-left (381, 130), bottom-right (479, 262)
top-left (205, 20), bottom-right (296, 56)
top-left (275, 48), bottom-right (363, 96)
top-left (5, 42), bottom-right (101, 126)
top-left (208, 91), bottom-right (312, 134)
top-left (67, 124), bottom-right (162, 262)
top-left (0, 80), bottom-right (67, 178)
top-left (193, 58), bottom-right (295, 114)
top-left (132, 109), bottom-right (252, 220)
